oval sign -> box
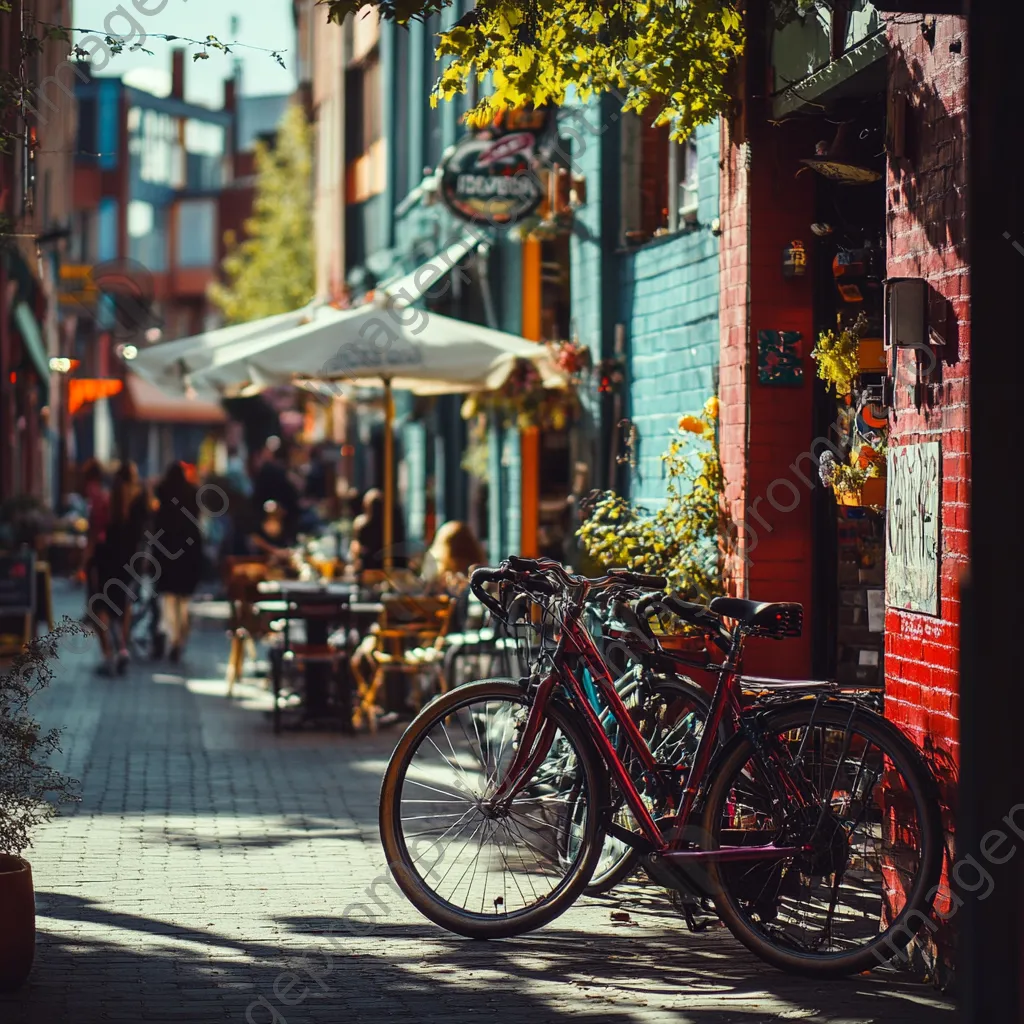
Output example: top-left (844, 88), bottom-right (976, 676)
top-left (440, 132), bottom-right (544, 226)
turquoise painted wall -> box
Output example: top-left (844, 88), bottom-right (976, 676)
top-left (622, 120), bottom-right (720, 509)
top-left (567, 102), bottom-right (721, 511)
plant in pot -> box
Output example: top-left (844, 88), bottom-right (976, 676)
top-left (810, 311), bottom-right (874, 396)
top-left (0, 622), bottom-right (82, 992)
top-left (577, 396), bottom-right (730, 648)
top-left (820, 439), bottom-right (887, 508)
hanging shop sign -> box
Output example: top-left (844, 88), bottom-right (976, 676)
top-left (440, 107), bottom-right (556, 227)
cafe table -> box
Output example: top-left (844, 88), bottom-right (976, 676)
top-left (255, 579), bottom-right (384, 731)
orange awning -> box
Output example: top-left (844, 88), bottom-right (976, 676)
top-left (120, 373), bottom-right (227, 425)
top-left (69, 378), bottom-right (122, 415)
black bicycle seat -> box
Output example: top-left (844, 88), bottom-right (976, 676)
top-left (709, 598), bottom-right (803, 639)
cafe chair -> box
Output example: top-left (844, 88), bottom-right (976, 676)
top-left (224, 556), bottom-right (271, 696)
top-left (352, 594), bottom-right (454, 732)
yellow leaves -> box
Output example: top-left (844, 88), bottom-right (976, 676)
top-left (704, 395), bottom-right (719, 421)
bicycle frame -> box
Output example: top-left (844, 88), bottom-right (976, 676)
top-left (489, 588), bottom-right (811, 868)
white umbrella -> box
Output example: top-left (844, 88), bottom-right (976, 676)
top-left (194, 300), bottom-right (563, 395)
top-left (190, 300), bottom-right (564, 568)
top-left (129, 301), bottom-right (322, 395)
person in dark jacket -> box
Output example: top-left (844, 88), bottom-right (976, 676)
top-left (153, 462), bottom-right (203, 664)
top-left (94, 461), bottom-right (149, 675)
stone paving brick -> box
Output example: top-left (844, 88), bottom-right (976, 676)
top-left (0, 583), bottom-right (956, 1023)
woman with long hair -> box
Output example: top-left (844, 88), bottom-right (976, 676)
top-left (154, 462), bottom-right (203, 664)
top-left (93, 461), bottom-right (149, 675)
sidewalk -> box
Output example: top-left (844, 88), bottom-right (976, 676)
top-left (1, 581), bottom-right (956, 1023)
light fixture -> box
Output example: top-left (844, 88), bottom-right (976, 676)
top-left (49, 357), bottom-right (73, 373)
top-left (122, 344), bottom-right (138, 360)
top-left (145, 327), bottom-right (162, 343)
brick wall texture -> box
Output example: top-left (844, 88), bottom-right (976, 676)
top-left (884, 19), bottom-right (968, 933)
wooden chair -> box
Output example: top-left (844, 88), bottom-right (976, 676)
top-left (223, 556), bottom-right (269, 695)
top-left (352, 594), bottom-right (454, 732)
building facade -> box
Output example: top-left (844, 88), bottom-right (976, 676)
top-left (1, 0), bottom-right (77, 505)
top-left (66, 51), bottom-right (235, 480)
top-left (718, 0), bottom-right (967, 974)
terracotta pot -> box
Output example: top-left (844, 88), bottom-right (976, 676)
top-left (838, 475), bottom-right (887, 508)
top-left (0, 855), bottom-right (35, 992)
top-left (858, 337), bottom-right (886, 373)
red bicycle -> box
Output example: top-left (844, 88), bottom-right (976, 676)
top-left (379, 557), bottom-right (942, 977)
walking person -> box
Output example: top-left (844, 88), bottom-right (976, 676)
top-left (94, 461), bottom-right (149, 675)
top-left (153, 462), bottom-right (203, 664)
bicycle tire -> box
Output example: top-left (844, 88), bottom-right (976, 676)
top-left (379, 678), bottom-right (609, 939)
top-left (584, 674), bottom-right (712, 896)
top-left (701, 701), bottom-right (943, 977)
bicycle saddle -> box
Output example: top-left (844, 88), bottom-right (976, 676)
top-left (709, 598), bottom-right (803, 639)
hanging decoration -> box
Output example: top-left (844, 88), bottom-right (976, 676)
top-left (459, 358), bottom-right (578, 431)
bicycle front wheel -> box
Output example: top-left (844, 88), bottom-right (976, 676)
top-left (379, 679), bottom-right (607, 939)
top-left (701, 701), bottom-right (942, 977)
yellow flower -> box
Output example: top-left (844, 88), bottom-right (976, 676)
top-left (678, 415), bottom-right (705, 434)
top-left (703, 396), bottom-right (719, 421)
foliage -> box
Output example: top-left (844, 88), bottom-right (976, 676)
top-left (819, 436), bottom-right (886, 500)
top-left (460, 414), bottom-right (491, 480)
top-left (0, 621), bottom-right (83, 856)
top-left (209, 104), bottom-right (315, 324)
top-left (577, 396), bottom-right (727, 601)
top-left (460, 358), bottom-right (577, 431)
top-left (811, 311), bottom-right (869, 396)
top-left (320, 0), bottom-right (746, 141)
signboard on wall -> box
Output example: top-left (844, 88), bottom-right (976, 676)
top-left (886, 442), bottom-right (941, 615)
top-left (439, 106), bottom-right (556, 227)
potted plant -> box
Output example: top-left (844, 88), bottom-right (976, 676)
top-left (0, 623), bottom-right (81, 991)
top-left (820, 441), bottom-right (887, 507)
top-left (811, 312), bottom-right (884, 395)
top-left (577, 396), bottom-right (730, 619)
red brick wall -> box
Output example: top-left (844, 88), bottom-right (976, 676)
top-left (884, 14), bottom-right (967, 817)
top-left (884, 15), bottom-right (968, 975)
top-left (719, 107), bottom-right (819, 678)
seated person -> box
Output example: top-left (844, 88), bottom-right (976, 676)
top-left (248, 500), bottom-right (292, 565)
top-left (350, 521), bottom-right (485, 715)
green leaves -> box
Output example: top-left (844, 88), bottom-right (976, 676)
top-left (209, 104), bottom-right (315, 326)
top-left (577, 399), bottom-right (729, 603)
top-left (321, 0), bottom-right (744, 140)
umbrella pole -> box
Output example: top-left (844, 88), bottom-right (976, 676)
top-left (383, 377), bottom-right (394, 573)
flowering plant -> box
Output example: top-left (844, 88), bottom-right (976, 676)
top-left (549, 339), bottom-right (591, 383)
top-left (811, 311), bottom-right (869, 396)
top-left (461, 358), bottom-right (578, 431)
top-left (577, 396), bottom-right (729, 602)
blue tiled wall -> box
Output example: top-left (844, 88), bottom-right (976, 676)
top-left (568, 105), bottom-right (721, 511)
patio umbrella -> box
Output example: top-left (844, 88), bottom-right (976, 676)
top-left (189, 300), bottom-right (563, 568)
top-left (129, 301), bottom-right (323, 396)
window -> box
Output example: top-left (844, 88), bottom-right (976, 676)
top-left (128, 202), bottom-right (167, 271)
top-left (176, 199), bottom-right (217, 268)
top-left (621, 113), bottom-right (700, 244)
top-left (129, 108), bottom-right (185, 188)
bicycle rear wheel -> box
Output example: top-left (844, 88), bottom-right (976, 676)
top-left (701, 701), bottom-right (942, 977)
top-left (379, 679), bottom-right (607, 938)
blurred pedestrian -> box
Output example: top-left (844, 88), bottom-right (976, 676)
top-left (153, 462), bottom-right (203, 664)
top-left (94, 461), bottom-right (149, 675)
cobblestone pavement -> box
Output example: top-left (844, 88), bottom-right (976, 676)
top-left (1, 584), bottom-right (956, 1024)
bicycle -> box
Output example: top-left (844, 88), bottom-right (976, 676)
top-left (379, 557), bottom-right (942, 977)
